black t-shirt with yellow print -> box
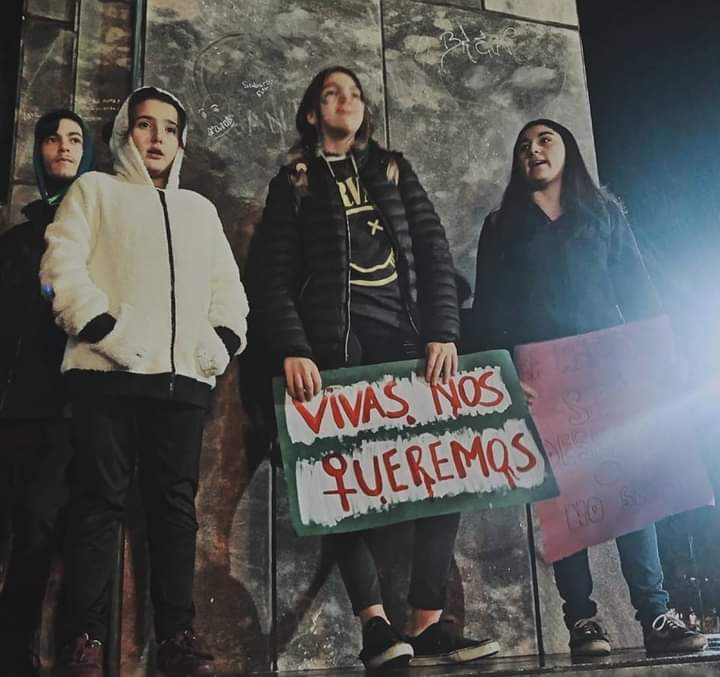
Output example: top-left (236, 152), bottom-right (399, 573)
top-left (326, 156), bottom-right (405, 334)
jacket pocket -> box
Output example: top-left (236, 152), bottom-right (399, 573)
top-left (195, 323), bottom-right (230, 378)
top-left (89, 303), bottom-right (149, 370)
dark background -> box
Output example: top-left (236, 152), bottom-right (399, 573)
top-left (0, 0), bottom-right (23, 203)
top-left (578, 0), bottom-right (720, 377)
top-left (578, 0), bottom-right (720, 628)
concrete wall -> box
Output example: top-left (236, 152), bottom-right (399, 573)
top-left (5, 0), bottom-right (711, 674)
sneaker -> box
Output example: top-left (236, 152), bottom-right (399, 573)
top-left (0, 631), bottom-right (40, 677)
top-left (407, 619), bottom-right (499, 666)
top-left (644, 612), bottom-right (707, 654)
top-left (569, 618), bottom-right (611, 657)
top-left (358, 617), bottom-right (413, 671)
top-left (53, 634), bottom-right (103, 677)
top-left (156, 629), bottom-right (216, 677)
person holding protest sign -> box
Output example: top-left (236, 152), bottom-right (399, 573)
top-left (468, 118), bottom-right (706, 657)
top-left (252, 66), bottom-right (499, 669)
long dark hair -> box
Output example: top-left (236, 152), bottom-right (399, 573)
top-left (293, 66), bottom-right (374, 156)
top-left (498, 118), bottom-right (618, 230)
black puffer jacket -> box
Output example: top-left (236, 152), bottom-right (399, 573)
top-left (467, 200), bottom-right (662, 352)
top-left (254, 139), bottom-right (459, 369)
top-left (0, 200), bottom-right (66, 418)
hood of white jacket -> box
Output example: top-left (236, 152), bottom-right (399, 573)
top-left (109, 86), bottom-right (188, 189)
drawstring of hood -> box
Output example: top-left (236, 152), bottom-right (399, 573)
top-left (109, 85), bottom-right (188, 189)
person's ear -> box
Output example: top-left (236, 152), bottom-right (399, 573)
top-left (306, 110), bottom-right (317, 127)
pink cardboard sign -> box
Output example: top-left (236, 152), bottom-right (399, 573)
top-left (514, 316), bottom-right (715, 563)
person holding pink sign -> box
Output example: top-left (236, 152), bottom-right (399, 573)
top-left (468, 119), bottom-right (706, 657)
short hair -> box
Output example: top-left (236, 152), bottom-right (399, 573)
top-left (34, 109), bottom-right (84, 146)
top-left (294, 66), bottom-right (374, 153)
top-left (127, 87), bottom-right (186, 147)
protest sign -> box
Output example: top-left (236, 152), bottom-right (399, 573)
top-left (515, 316), bottom-right (715, 563)
top-left (273, 351), bottom-right (558, 536)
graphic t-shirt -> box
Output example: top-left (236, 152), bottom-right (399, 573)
top-left (327, 156), bottom-right (405, 333)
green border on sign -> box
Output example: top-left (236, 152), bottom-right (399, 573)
top-left (273, 350), bottom-right (558, 536)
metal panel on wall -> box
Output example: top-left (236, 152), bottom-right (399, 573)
top-left (137, 0), bottom-right (635, 670)
top-left (141, 0), bottom-right (386, 670)
top-left (13, 19), bottom-right (75, 185)
top-left (75, 0), bottom-right (133, 172)
top-left (382, 0), bottom-right (595, 295)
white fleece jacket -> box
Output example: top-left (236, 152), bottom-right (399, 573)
top-left (40, 88), bottom-right (248, 389)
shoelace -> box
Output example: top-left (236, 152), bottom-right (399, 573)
top-left (574, 618), bottom-right (605, 637)
top-left (652, 612), bottom-right (687, 633)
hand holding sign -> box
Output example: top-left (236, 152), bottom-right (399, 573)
top-left (425, 341), bottom-right (459, 384)
top-left (284, 356), bottom-right (322, 402)
top-left (515, 316), bottom-right (715, 563)
top-left (274, 351), bottom-right (558, 536)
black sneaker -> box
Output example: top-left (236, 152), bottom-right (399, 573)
top-left (407, 619), bottom-right (499, 666)
top-left (156, 629), bottom-right (216, 677)
top-left (644, 613), bottom-right (707, 654)
top-left (358, 617), bottom-right (413, 671)
top-left (569, 618), bottom-right (611, 657)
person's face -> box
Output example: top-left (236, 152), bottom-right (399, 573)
top-left (130, 99), bottom-right (180, 186)
top-left (516, 125), bottom-right (566, 188)
top-left (307, 71), bottom-right (365, 142)
top-left (41, 118), bottom-right (84, 180)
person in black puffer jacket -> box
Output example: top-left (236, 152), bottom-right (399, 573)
top-left (251, 66), bottom-right (498, 670)
top-left (0, 109), bottom-right (94, 675)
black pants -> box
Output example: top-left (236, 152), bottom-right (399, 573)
top-left (325, 321), bottom-right (461, 614)
top-left (60, 396), bottom-right (205, 645)
top-left (327, 513), bottom-right (461, 614)
top-left (0, 420), bottom-right (72, 635)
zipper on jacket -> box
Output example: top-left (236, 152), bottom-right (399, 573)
top-left (321, 153), bottom-right (353, 364)
top-left (298, 274), bottom-right (313, 302)
top-left (363, 172), bottom-right (421, 339)
top-left (157, 191), bottom-right (177, 396)
top-left (342, 211), bottom-right (352, 363)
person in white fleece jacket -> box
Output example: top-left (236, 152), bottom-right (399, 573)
top-left (41, 86), bottom-right (247, 677)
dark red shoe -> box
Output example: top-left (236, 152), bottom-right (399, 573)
top-left (53, 634), bottom-right (103, 677)
top-left (157, 630), bottom-right (216, 677)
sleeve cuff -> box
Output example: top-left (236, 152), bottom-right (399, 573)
top-left (214, 326), bottom-right (242, 358)
top-left (79, 313), bottom-right (116, 343)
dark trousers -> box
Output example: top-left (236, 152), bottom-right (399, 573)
top-left (553, 524), bottom-right (670, 631)
top-left (0, 421), bottom-right (72, 636)
top-left (328, 513), bottom-right (461, 614)
top-left (60, 396), bottom-right (205, 645)
top-left (325, 321), bottom-right (461, 615)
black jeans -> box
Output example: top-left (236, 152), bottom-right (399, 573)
top-left (553, 524), bottom-right (670, 631)
top-left (60, 396), bottom-right (205, 645)
top-left (0, 420), bottom-right (72, 635)
top-left (328, 513), bottom-right (461, 614)
top-left (325, 321), bottom-right (461, 614)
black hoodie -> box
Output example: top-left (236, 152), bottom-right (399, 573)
top-left (0, 113), bottom-right (95, 418)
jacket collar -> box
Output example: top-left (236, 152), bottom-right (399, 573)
top-left (20, 199), bottom-right (56, 227)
